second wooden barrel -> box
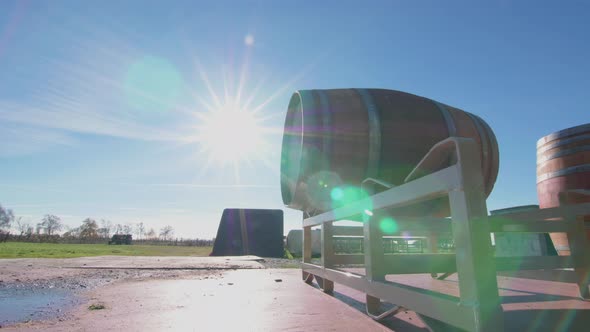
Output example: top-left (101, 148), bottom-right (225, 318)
top-left (281, 88), bottom-right (499, 214)
top-left (537, 123), bottom-right (590, 256)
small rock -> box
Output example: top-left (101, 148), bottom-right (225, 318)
top-left (274, 279), bottom-right (282, 282)
top-left (88, 303), bottom-right (106, 310)
top-left (227, 282), bottom-right (234, 285)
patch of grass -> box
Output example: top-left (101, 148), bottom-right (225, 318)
top-left (283, 248), bottom-right (294, 260)
top-left (88, 303), bottom-right (106, 310)
top-left (0, 242), bottom-right (213, 259)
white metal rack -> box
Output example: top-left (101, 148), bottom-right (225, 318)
top-left (300, 137), bottom-right (590, 332)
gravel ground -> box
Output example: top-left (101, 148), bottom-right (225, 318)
top-left (1, 256), bottom-right (301, 291)
top-left (257, 257), bottom-right (302, 269)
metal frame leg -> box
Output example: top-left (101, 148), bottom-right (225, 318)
top-left (319, 221), bottom-right (334, 293)
top-left (363, 211), bottom-right (398, 319)
top-left (449, 140), bottom-right (503, 331)
top-left (567, 214), bottom-right (590, 299)
top-left (303, 226), bottom-right (313, 283)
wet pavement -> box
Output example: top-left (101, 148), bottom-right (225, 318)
top-left (2, 256), bottom-right (589, 331)
top-left (0, 255), bottom-right (264, 327)
top-left (0, 286), bottom-right (79, 325)
top-left (2, 269), bottom-right (393, 332)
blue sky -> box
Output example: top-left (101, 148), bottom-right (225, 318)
top-left (0, 0), bottom-right (588, 238)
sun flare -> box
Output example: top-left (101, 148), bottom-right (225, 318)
top-left (186, 46), bottom-right (304, 182)
top-left (196, 103), bottom-right (266, 165)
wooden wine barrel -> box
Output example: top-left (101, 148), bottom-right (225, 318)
top-left (280, 89), bottom-right (499, 214)
top-left (537, 123), bottom-right (590, 256)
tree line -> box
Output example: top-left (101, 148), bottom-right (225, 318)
top-left (0, 203), bottom-right (213, 246)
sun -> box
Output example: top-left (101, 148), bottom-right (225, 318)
top-left (196, 102), bottom-right (266, 165)
top-left (185, 44), bottom-right (297, 182)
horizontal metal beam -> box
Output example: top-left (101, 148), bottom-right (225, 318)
top-left (333, 254), bottom-right (457, 274)
top-left (303, 166), bottom-right (461, 227)
top-left (332, 226), bottom-right (363, 236)
top-left (495, 256), bottom-right (574, 270)
top-left (332, 254), bottom-right (576, 273)
top-left (330, 217), bottom-right (583, 235)
top-left (301, 263), bottom-right (475, 331)
top-left (489, 220), bottom-right (577, 233)
top-left (333, 219), bottom-right (452, 237)
top-left (487, 203), bottom-right (590, 223)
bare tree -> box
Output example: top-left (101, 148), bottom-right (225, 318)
top-left (0, 204), bottom-right (15, 230)
top-left (146, 228), bottom-right (156, 239)
top-left (24, 224), bottom-right (33, 236)
top-left (38, 214), bottom-right (63, 235)
top-left (62, 226), bottom-right (80, 238)
top-left (15, 217), bottom-right (33, 236)
top-left (137, 222), bottom-right (145, 240)
top-left (80, 218), bottom-right (99, 238)
top-left (97, 227), bottom-right (108, 238)
top-left (159, 225), bottom-right (174, 241)
top-left (122, 224), bottom-right (132, 235)
top-left (114, 223), bottom-right (123, 235)
top-left (100, 219), bottom-right (112, 238)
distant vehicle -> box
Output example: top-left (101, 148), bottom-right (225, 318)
top-left (108, 234), bottom-right (132, 245)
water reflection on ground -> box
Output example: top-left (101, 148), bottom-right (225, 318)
top-left (0, 286), bottom-right (78, 325)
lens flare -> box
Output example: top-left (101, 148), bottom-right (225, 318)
top-left (244, 34), bottom-right (254, 46)
top-left (125, 56), bottom-right (184, 114)
top-left (330, 187), bottom-right (344, 201)
top-left (330, 185), bottom-right (372, 220)
top-left (379, 217), bottom-right (398, 234)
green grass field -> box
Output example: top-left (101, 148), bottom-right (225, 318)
top-left (0, 242), bottom-right (213, 259)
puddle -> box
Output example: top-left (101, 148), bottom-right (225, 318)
top-left (0, 287), bottom-right (79, 325)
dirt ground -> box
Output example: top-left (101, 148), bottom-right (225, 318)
top-left (0, 256), bottom-right (394, 332)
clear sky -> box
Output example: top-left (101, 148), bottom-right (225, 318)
top-left (1, 0), bottom-right (588, 238)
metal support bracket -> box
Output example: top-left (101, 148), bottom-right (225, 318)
top-left (299, 137), bottom-right (590, 331)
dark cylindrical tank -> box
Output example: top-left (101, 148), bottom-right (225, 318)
top-left (537, 123), bottom-right (590, 256)
top-left (490, 205), bottom-right (557, 257)
top-left (280, 88), bottom-right (499, 215)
